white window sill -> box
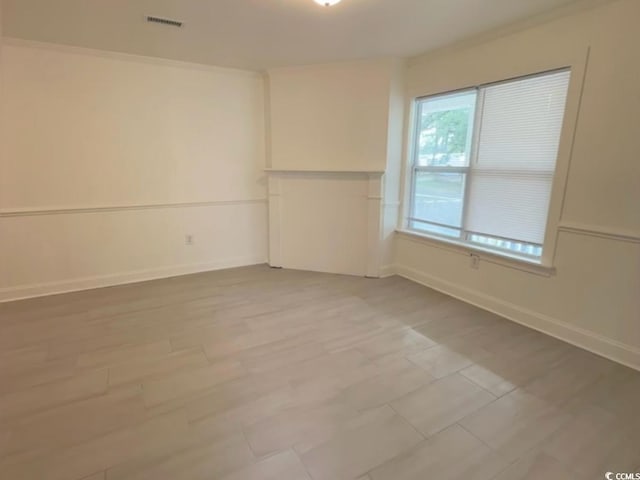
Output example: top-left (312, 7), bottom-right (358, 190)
top-left (396, 229), bottom-right (556, 277)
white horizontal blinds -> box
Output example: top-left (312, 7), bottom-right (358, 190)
top-left (474, 71), bottom-right (571, 171)
top-left (466, 70), bottom-right (571, 245)
top-left (466, 175), bottom-right (554, 243)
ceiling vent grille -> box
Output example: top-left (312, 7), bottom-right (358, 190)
top-left (146, 16), bottom-right (183, 28)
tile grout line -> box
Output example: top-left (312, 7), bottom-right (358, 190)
top-left (456, 421), bottom-right (496, 452)
top-left (456, 367), bottom-right (513, 398)
top-left (454, 422), bottom-right (521, 480)
top-left (293, 448), bottom-right (317, 480)
top-left (386, 402), bottom-right (428, 441)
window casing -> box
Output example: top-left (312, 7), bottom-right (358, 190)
top-left (407, 69), bottom-right (571, 262)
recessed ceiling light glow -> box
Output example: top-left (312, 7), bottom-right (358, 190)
top-left (314, 0), bottom-right (342, 6)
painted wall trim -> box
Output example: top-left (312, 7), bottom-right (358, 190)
top-left (265, 169), bottom-right (384, 175)
top-left (378, 265), bottom-right (396, 278)
top-left (392, 263), bottom-right (640, 372)
top-left (267, 172), bottom-right (386, 277)
top-left (557, 222), bottom-right (640, 244)
top-left (0, 257), bottom-right (267, 303)
top-left (2, 37), bottom-right (263, 77)
top-left (0, 199), bottom-right (268, 217)
top-left (395, 230), bottom-right (556, 277)
top-left (406, 0), bottom-right (612, 68)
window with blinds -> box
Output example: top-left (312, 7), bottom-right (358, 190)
top-left (408, 69), bottom-right (571, 260)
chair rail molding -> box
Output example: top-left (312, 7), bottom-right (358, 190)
top-left (557, 221), bottom-right (640, 244)
top-left (0, 199), bottom-right (267, 217)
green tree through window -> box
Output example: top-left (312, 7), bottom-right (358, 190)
top-left (420, 109), bottom-right (471, 164)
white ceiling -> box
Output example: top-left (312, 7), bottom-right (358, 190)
top-left (3, 0), bottom-right (588, 71)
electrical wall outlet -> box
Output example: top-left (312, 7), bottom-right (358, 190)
top-left (185, 234), bottom-right (194, 246)
top-left (470, 254), bottom-right (480, 269)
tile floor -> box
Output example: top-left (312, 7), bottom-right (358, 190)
top-left (0, 265), bottom-right (638, 480)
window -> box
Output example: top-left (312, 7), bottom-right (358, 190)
top-left (408, 69), bottom-right (571, 261)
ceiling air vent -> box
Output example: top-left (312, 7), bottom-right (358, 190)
top-left (146, 16), bottom-right (183, 28)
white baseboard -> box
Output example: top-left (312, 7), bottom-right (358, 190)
top-left (393, 264), bottom-right (640, 372)
top-left (378, 265), bottom-right (397, 278)
top-left (0, 256), bottom-right (267, 303)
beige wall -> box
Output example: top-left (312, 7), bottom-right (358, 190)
top-left (0, 2), bottom-right (6, 298)
top-left (0, 41), bottom-right (268, 300)
top-left (265, 59), bottom-right (404, 276)
top-left (381, 61), bottom-right (406, 270)
top-left (268, 59), bottom-right (397, 172)
top-left (269, 172), bottom-right (371, 276)
top-left (395, 0), bottom-right (640, 368)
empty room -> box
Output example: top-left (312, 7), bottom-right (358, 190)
top-left (0, 0), bottom-right (638, 479)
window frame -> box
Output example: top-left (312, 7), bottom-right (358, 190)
top-left (401, 65), bottom-right (582, 268)
top-left (408, 87), bottom-right (478, 242)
